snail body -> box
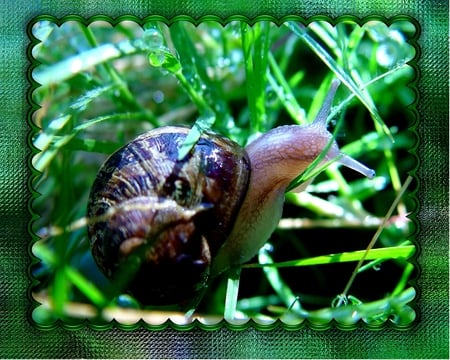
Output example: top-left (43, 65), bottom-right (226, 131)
top-left (87, 80), bottom-right (375, 307)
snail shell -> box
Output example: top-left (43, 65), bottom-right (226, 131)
top-left (87, 126), bottom-right (250, 306)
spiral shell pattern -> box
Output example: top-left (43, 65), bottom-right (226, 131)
top-left (87, 126), bottom-right (250, 306)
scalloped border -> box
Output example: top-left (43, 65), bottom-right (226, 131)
top-left (27, 14), bottom-right (421, 331)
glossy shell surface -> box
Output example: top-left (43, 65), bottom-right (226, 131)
top-left (87, 126), bottom-right (250, 306)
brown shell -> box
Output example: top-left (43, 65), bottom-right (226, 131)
top-left (87, 126), bottom-right (250, 306)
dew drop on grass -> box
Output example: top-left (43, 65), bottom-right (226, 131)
top-left (265, 85), bottom-right (277, 106)
top-left (148, 51), bottom-right (166, 67)
top-left (114, 294), bottom-right (140, 309)
top-left (142, 28), bottom-right (164, 49)
top-left (152, 90), bottom-right (164, 104)
top-left (217, 57), bottom-right (231, 68)
top-left (376, 43), bottom-right (397, 68)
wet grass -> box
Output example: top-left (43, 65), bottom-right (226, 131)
top-left (30, 18), bottom-right (417, 327)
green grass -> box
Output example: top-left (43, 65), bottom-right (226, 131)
top-left (30, 17), bottom-right (417, 327)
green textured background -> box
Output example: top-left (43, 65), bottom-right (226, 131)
top-left (1, 0), bottom-right (448, 358)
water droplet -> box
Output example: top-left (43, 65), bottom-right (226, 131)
top-left (209, 28), bottom-right (221, 40)
top-left (389, 305), bottom-right (416, 326)
top-left (265, 85), bottom-right (277, 106)
top-left (114, 294), bottom-right (140, 309)
top-left (148, 51), bottom-right (166, 67)
top-left (376, 42), bottom-right (397, 68)
top-left (389, 29), bottom-right (405, 43)
top-left (230, 49), bottom-right (243, 63)
top-left (217, 57), bottom-right (230, 68)
top-left (332, 294), bottom-right (348, 308)
top-left (152, 90), bottom-right (164, 104)
top-left (372, 264), bottom-right (382, 271)
top-left (142, 28), bottom-right (164, 50)
top-left (284, 93), bottom-right (293, 102)
top-left (262, 243), bottom-right (274, 252)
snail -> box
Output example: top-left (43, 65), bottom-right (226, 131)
top-left (86, 80), bottom-right (375, 308)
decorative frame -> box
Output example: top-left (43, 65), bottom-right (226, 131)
top-left (0, 1), bottom-right (448, 358)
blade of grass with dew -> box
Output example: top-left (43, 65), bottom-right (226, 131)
top-left (336, 175), bottom-right (414, 306)
top-left (329, 63), bottom-right (413, 121)
top-left (179, 23), bottom-right (271, 158)
top-left (143, 32), bottom-right (217, 159)
top-left (33, 112), bottom-right (148, 172)
top-left (346, 70), bottom-right (405, 209)
top-left (252, 21), bottom-right (271, 128)
top-left (241, 22), bottom-right (270, 133)
top-left (34, 94), bottom-right (96, 171)
top-left (33, 35), bottom-right (144, 88)
top-left (246, 244), bottom-right (415, 269)
top-left (270, 287), bottom-right (416, 325)
top-left (309, 287), bottom-right (416, 324)
top-left (267, 52), bottom-right (306, 124)
top-left (79, 24), bottom-right (157, 125)
top-left (170, 22), bottom-right (232, 126)
top-left (33, 114), bottom-right (72, 153)
top-left (33, 81), bottom-right (150, 172)
top-left (328, 67), bottom-right (411, 216)
top-left (286, 22), bottom-right (393, 141)
top-left (146, 37), bottom-right (213, 117)
top-left (357, 240), bottom-right (413, 275)
top-left (34, 83), bottom-right (122, 150)
top-left (336, 22), bottom-right (363, 76)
